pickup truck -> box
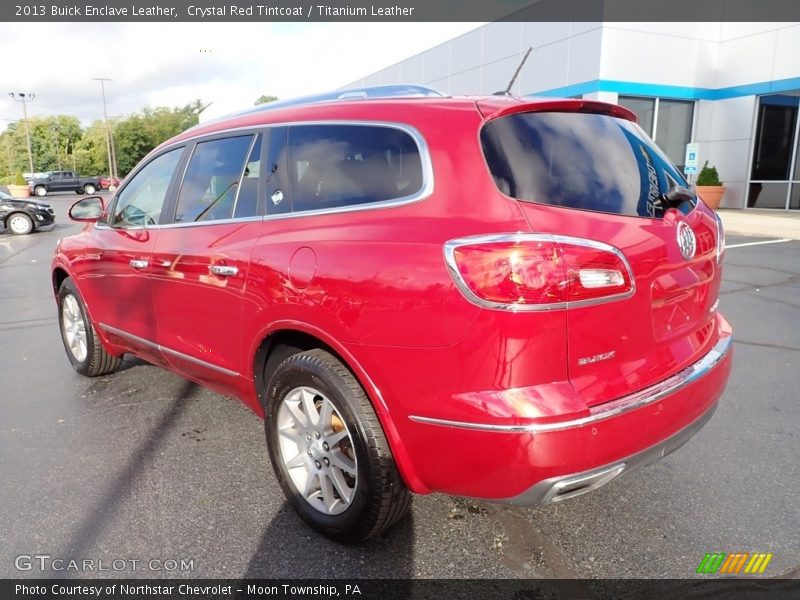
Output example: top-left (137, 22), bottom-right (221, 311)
top-left (27, 171), bottom-right (102, 197)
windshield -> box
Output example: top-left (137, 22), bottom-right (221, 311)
top-left (0, 191), bottom-right (14, 200)
top-left (480, 111), bottom-right (695, 219)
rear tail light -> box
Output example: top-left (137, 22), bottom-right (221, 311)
top-left (444, 234), bottom-right (634, 310)
top-left (715, 213), bottom-right (725, 264)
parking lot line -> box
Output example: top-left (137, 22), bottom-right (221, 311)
top-left (725, 238), bottom-right (792, 249)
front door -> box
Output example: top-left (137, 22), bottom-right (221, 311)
top-left (76, 147), bottom-right (185, 360)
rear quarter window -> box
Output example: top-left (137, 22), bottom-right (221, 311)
top-left (480, 111), bottom-right (693, 218)
top-left (288, 124), bottom-right (424, 213)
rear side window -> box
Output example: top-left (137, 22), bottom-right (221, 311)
top-left (480, 112), bottom-right (693, 218)
top-left (288, 124), bottom-right (423, 213)
top-left (175, 135), bottom-right (255, 223)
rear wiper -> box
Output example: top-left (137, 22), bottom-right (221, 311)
top-left (657, 184), bottom-right (695, 210)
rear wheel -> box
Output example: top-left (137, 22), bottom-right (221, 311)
top-left (83, 184), bottom-right (96, 195)
top-left (7, 213), bottom-right (33, 235)
top-left (57, 277), bottom-right (123, 376)
top-left (34, 185), bottom-right (47, 197)
top-left (265, 349), bottom-right (411, 542)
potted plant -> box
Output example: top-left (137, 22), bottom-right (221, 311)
top-left (7, 171), bottom-right (31, 199)
top-left (695, 161), bottom-right (725, 210)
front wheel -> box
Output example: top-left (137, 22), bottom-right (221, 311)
top-left (266, 349), bottom-right (411, 543)
top-left (57, 277), bottom-right (123, 376)
top-left (34, 185), bottom-right (47, 197)
top-left (7, 213), bottom-right (33, 235)
top-left (82, 184), bottom-right (96, 195)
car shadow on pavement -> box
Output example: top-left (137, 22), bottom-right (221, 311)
top-left (55, 380), bottom-right (199, 572)
top-left (241, 502), bottom-right (416, 580)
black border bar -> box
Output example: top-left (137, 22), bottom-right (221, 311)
top-left (4, 579), bottom-right (800, 600)
top-left (3, 0), bottom-right (800, 22)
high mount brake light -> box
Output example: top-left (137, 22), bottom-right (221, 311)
top-left (444, 234), bottom-right (634, 310)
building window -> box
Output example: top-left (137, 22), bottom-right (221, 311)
top-left (618, 96), bottom-right (694, 172)
top-left (748, 94), bottom-right (800, 210)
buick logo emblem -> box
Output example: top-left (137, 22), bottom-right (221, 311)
top-left (677, 222), bottom-right (696, 260)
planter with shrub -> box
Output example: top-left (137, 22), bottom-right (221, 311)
top-left (7, 172), bottom-right (31, 199)
top-left (695, 161), bottom-right (725, 210)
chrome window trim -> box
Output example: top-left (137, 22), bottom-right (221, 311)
top-left (98, 323), bottom-right (239, 378)
top-left (100, 120), bottom-right (433, 230)
top-left (409, 332), bottom-right (732, 434)
top-left (443, 232), bottom-right (636, 312)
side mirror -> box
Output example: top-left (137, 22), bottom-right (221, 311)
top-left (69, 196), bottom-right (105, 222)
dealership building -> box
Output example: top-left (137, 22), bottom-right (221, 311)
top-left (347, 22), bottom-right (800, 210)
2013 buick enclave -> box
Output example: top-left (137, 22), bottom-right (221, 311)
top-left (52, 85), bottom-right (732, 542)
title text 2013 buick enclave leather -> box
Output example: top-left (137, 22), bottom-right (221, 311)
top-left (52, 86), bottom-right (732, 542)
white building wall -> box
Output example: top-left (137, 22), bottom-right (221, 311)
top-left (348, 22), bottom-right (800, 210)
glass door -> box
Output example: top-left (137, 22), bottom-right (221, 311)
top-left (748, 94), bottom-right (800, 209)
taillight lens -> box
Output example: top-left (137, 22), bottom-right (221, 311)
top-left (446, 234), bottom-right (633, 309)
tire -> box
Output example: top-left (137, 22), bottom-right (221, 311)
top-left (265, 349), bottom-right (412, 543)
top-left (34, 185), bottom-right (47, 197)
top-left (57, 277), bottom-right (123, 377)
top-left (83, 184), bottom-right (96, 195)
top-left (108, 184), bottom-right (117, 192)
top-left (7, 212), bottom-right (33, 235)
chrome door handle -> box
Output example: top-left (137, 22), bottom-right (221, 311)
top-left (129, 259), bottom-right (149, 269)
top-left (209, 265), bottom-right (238, 277)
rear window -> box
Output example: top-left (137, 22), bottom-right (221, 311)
top-left (480, 111), bottom-right (694, 218)
top-left (288, 124), bottom-right (423, 213)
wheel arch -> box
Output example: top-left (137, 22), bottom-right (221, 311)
top-left (52, 266), bottom-right (70, 297)
top-left (252, 322), bottom-right (429, 494)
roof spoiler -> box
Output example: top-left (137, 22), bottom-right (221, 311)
top-left (478, 97), bottom-right (638, 123)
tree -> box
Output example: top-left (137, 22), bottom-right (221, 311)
top-left (113, 99), bottom-right (205, 176)
top-left (254, 95), bottom-right (279, 105)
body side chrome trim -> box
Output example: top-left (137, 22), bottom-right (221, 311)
top-left (98, 323), bottom-right (240, 378)
top-left (409, 332), bottom-right (731, 434)
top-left (443, 232), bottom-right (636, 312)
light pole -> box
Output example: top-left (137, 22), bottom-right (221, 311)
top-left (8, 92), bottom-right (35, 175)
top-left (92, 78), bottom-right (117, 180)
top-left (51, 124), bottom-right (62, 170)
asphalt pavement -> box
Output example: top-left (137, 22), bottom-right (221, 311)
top-left (1, 195), bottom-right (798, 579)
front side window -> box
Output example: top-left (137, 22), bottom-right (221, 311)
top-left (288, 124), bottom-right (423, 213)
top-left (111, 148), bottom-right (183, 228)
top-left (481, 111), bottom-right (692, 219)
top-left (174, 135), bottom-right (254, 223)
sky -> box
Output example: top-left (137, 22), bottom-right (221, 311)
top-left (0, 22), bottom-right (481, 131)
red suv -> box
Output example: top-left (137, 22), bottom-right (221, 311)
top-left (52, 86), bottom-right (732, 542)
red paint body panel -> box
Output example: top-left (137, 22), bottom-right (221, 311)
top-left (52, 95), bottom-right (732, 501)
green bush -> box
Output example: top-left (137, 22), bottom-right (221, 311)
top-left (696, 161), bottom-right (722, 186)
top-left (12, 171), bottom-right (27, 186)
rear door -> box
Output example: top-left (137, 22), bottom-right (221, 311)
top-left (480, 109), bottom-right (723, 405)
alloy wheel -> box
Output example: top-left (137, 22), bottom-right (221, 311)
top-left (277, 386), bottom-right (358, 515)
top-left (61, 294), bottom-right (88, 362)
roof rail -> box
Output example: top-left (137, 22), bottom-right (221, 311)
top-left (195, 84), bottom-right (446, 128)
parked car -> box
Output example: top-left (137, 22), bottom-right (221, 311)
top-left (51, 85), bottom-right (732, 542)
top-left (1, 190), bottom-right (55, 235)
top-left (99, 176), bottom-right (121, 191)
top-left (28, 170), bottom-right (101, 197)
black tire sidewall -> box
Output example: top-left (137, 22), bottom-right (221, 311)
top-left (266, 354), bottom-right (377, 540)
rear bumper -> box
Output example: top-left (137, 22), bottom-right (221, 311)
top-left (503, 401), bottom-right (717, 505)
top-left (403, 318), bottom-right (732, 500)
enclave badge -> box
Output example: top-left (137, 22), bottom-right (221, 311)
top-left (677, 222), bottom-right (696, 260)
